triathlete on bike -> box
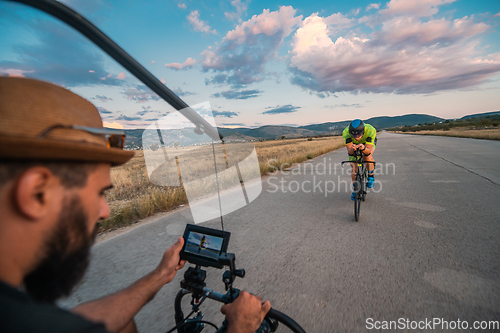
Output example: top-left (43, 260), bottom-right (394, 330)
top-left (343, 119), bottom-right (377, 201)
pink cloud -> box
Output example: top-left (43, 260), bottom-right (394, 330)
top-left (0, 68), bottom-right (34, 77)
top-left (151, 60), bottom-right (156, 64)
top-left (224, 0), bottom-right (248, 22)
top-left (164, 57), bottom-right (196, 70)
top-left (289, 12), bottom-right (500, 94)
top-left (89, 70), bottom-right (95, 73)
top-left (201, 6), bottom-right (302, 85)
top-left (366, 3), bottom-right (380, 11)
top-left (178, 3), bottom-right (186, 9)
top-left (116, 72), bottom-right (126, 80)
top-left (187, 10), bottom-right (217, 34)
top-left (224, 6), bottom-right (301, 44)
top-left (380, 0), bottom-right (456, 17)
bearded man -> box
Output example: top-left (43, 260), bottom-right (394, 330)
top-left (0, 77), bottom-right (270, 333)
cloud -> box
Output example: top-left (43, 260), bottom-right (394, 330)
top-left (0, 68), bottom-right (34, 77)
top-left (116, 115), bottom-right (142, 121)
top-left (380, 0), bottom-right (456, 18)
top-left (220, 123), bottom-right (247, 128)
top-left (328, 103), bottom-right (364, 108)
top-left (262, 104), bottom-right (301, 115)
top-left (93, 95), bottom-right (113, 103)
top-left (165, 57), bottom-right (196, 70)
top-left (201, 6), bottom-right (302, 86)
top-left (288, 6), bottom-right (500, 95)
top-left (97, 106), bottom-right (112, 114)
top-left (116, 72), bottom-right (126, 80)
top-left (187, 10), bottom-right (217, 34)
top-left (212, 111), bottom-right (239, 118)
top-left (178, 3), bottom-right (186, 9)
top-left (172, 87), bottom-right (196, 96)
top-left (366, 3), bottom-right (380, 11)
top-left (0, 14), bottom-right (125, 87)
top-left (122, 85), bottom-right (160, 103)
top-left (103, 121), bottom-right (124, 129)
top-left (225, 0), bottom-right (248, 22)
top-left (211, 89), bottom-right (261, 99)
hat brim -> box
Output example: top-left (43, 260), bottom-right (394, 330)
top-left (0, 136), bottom-right (134, 166)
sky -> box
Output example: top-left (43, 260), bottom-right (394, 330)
top-left (1, 0), bottom-right (500, 129)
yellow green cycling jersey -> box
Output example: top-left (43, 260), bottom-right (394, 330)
top-left (342, 123), bottom-right (377, 146)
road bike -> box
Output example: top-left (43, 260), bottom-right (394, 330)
top-left (342, 148), bottom-right (376, 221)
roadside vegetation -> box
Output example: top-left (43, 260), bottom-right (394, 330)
top-left (387, 115), bottom-right (500, 141)
top-left (100, 136), bottom-right (344, 231)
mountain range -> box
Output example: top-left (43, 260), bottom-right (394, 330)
top-left (123, 112), bottom-right (498, 149)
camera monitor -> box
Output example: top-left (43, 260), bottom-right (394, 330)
top-left (180, 224), bottom-right (231, 269)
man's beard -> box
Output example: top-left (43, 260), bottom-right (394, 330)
top-left (23, 194), bottom-right (98, 303)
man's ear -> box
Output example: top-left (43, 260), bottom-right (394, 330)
top-left (13, 167), bottom-right (61, 221)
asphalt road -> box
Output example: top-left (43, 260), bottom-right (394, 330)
top-left (60, 132), bottom-right (500, 332)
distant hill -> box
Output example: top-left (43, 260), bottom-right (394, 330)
top-left (121, 112), bottom-right (487, 149)
top-left (363, 114), bottom-right (444, 128)
top-left (299, 121), bottom-right (351, 133)
top-left (243, 125), bottom-right (321, 139)
top-left (460, 111), bottom-right (500, 120)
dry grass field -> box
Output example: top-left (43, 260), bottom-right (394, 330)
top-left (100, 136), bottom-right (344, 231)
top-left (394, 127), bottom-right (500, 141)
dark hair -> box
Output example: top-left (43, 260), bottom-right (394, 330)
top-left (0, 161), bottom-right (98, 188)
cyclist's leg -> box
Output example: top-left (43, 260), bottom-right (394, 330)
top-left (349, 161), bottom-right (357, 183)
top-left (349, 159), bottom-right (357, 200)
top-left (364, 145), bottom-right (375, 188)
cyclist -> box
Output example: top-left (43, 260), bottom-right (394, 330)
top-left (199, 236), bottom-right (207, 251)
top-left (343, 119), bottom-right (377, 200)
top-left (0, 77), bottom-right (270, 333)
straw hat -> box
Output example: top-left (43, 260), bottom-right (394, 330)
top-left (0, 77), bottom-right (134, 166)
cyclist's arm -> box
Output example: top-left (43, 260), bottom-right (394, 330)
top-left (345, 142), bottom-right (356, 155)
top-left (362, 143), bottom-right (374, 155)
top-left (71, 238), bottom-right (186, 333)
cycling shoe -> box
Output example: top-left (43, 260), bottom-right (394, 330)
top-left (351, 191), bottom-right (356, 201)
top-left (367, 176), bottom-right (375, 188)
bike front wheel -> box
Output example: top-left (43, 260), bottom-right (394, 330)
top-left (361, 168), bottom-right (367, 202)
top-left (354, 174), bottom-right (362, 221)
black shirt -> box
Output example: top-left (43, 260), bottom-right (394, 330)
top-left (0, 280), bottom-right (108, 333)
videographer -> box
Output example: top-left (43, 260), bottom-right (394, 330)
top-left (0, 77), bottom-right (271, 333)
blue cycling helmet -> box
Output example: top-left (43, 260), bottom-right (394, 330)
top-left (349, 119), bottom-right (365, 136)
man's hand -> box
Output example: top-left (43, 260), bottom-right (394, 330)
top-left (221, 291), bottom-right (271, 333)
top-left (155, 237), bottom-right (187, 284)
top-left (72, 238), bottom-right (187, 333)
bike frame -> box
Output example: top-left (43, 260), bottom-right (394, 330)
top-left (342, 149), bottom-right (376, 221)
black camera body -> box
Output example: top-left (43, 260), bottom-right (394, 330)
top-left (179, 224), bottom-right (231, 269)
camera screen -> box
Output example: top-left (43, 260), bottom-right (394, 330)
top-left (184, 231), bottom-right (224, 261)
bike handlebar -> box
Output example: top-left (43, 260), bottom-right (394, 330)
top-left (175, 287), bottom-right (306, 333)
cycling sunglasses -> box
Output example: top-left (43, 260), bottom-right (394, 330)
top-left (38, 124), bottom-right (126, 149)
